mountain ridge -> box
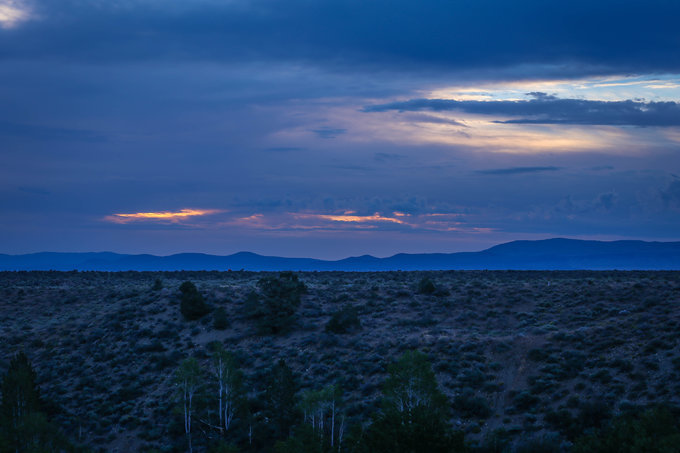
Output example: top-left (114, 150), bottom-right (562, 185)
top-left (1, 238), bottom-right (679, 271)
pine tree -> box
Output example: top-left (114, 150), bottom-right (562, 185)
top-left (1, 352), bottom-right (42, 450)
top-left (265, 359), bottom-right (300, 440)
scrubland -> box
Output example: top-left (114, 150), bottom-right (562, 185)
top-left (2, 270), bottom-right (680, 452)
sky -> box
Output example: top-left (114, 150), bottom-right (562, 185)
top-left (1, 0), bottom-right (680, 259)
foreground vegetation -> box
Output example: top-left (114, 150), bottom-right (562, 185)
top-left (2, 270), bottom-right (680, 452)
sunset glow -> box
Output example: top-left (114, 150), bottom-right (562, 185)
top-left (2, 0), bottom-right (679, 258)
top-left (106, 209), bottom-right (222, 224)
top-left (297, 212), bottom-right (405, 224)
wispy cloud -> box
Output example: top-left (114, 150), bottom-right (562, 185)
top-left (296, 212), bottom-right (405, 224)
top-left (0, 0), bottom-right (30, 29)
top-left (225, 210), bottom-right (492, 234)
top-left (263, 146), bottom-right (305, 152)
top-left (476, 166), bottom-right (561, 175)
top-left (105, 208), bottom-right (222, 224)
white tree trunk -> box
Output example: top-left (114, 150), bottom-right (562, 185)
top-left (330, 400), bottom-right (335, 447)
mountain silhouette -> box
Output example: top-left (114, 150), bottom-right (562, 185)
top-left (1, 238), bottom-right (679, 271)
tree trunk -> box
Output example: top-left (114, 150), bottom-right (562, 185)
top-left (331, 400), bottom-right (335, 447)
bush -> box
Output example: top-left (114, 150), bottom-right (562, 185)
top-left (213, 307), bottom-right (229, 330)
top-left (179, 281), bottom-right (211, 321)
top-left (417, 277), bottom-right (436, 295)
top-left (573, 405), bottom-right (680, 453)
top-left (454, 389), bottom-right (492, 419)
top-left (253, 272), bottom-right (307, 334)
top-left (514, 434), bottom-right (562, 453)
top-left (243, 290), bottom-right (262, 319)
top-left (325, 305), bottom-right (361, 334)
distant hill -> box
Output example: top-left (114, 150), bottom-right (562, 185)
top-left (1, 238), bottom-right (679, 271)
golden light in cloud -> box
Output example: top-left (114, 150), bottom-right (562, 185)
top-left (346, 107), bottom-right (624, 154)
top-left (0, 0), bottom-right (30, 28)
top-left (212, 210), bottom-right (492, 234)
top-left (105, 208), bottom-right (222, 224)
top-left (296, 212), bottom-right (405, 224)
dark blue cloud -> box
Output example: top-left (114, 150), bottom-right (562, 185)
top-left (0, 121), bottom-right (106, 142)
top-left (476, 166), bottom-right (561, 175)
top-left (364, 97), bottom-right (680, 127)
top-left (311, 127), bottom-right (347, 139)
top-left (2, 0), bottom-right (680, 76)
top-left (661, 180), bottom-right (680, 209)
top-left (264, 147), bottom-right (305, 152)
top-left (401, 113), bottom-right (467, 127)
top-left (374, 153), bottom-right (404, 162)
top-left (1, 0), bottom-right (679, 257)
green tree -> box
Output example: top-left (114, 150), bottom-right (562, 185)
top-left (1, 351), bottom-right (42, 451)
top-left (213, 307), bottom-right (229, 330)
top-left (572, 405), bottom-right (680, 453)
top-left (0, 352), bottom-right (73, 453)
top-left (299, 384), bottom-right (345, 451)
top-left (255, 272), bottom-right (306, 334)
top-left (274, 425), bottom-right (323, 453)
top-left (179, 281), bottom-right (211, 321)
top-left (265, 359), bottom-right (300, 440)
top-left (364, 351), bottom-right (466, 453)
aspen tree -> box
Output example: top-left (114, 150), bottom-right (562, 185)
top-left (175, 357), bottom-right (201, 453)
top-left (211, 343), bottom-right (242, 434)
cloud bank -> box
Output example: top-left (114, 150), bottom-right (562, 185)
top-left (364, 96), bottom-right (680, 127)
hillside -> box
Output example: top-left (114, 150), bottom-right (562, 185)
top-left (2, 270), bottom-right (680, 452)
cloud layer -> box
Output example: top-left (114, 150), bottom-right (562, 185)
top-left (3, 0), bottom-right (680, 77)
top-left (365, 96), bottom-right (680, 127)
top-left (0, 0), bottom-right (679, 257)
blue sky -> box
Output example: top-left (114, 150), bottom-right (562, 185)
top-left (1, 0), bottom-right (679, 258)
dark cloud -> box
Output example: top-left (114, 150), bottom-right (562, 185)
top-left (2, 0), bottom-right (680, 76)
top-left (1, 0), bottom-right (679, 257)
top-left (264, 147), bottom-right (305, 152)
top-left (402, 113), bottom-right (467, 127)
top-left (661, 180), bottom-right (680, 209)
top-left (476, 166), bottom-right (562, 175)
top-left (364, 97), bottom-right (680, 127)
top-left (311, 127), bottom-right (347, 139)
top-left (594, 191), bottom-right (617, 211)
top-left (374, 152), bottom-right (404, 162)
top-left (0, 121), bottom-right (106, 142)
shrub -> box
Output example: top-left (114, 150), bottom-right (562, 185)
top-left (325, 305), bottom-right (361, 334)
top-left (417, 277), bottom-right (436, 295)
top-left (213, 307), bottom-right (229, 330)
top-left (253, 272), bottom-right (307, 334)
top-left (454, 389), bottom-right (492, 419)
top-left (243, 290), bottom-right (262, 318)
top-left (514, 434), bottom-right (562, 453)
top-left (179, 281), bottom-right (211, 321)
top-left (573, 405), bottom-right (680, 453)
